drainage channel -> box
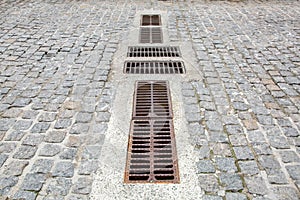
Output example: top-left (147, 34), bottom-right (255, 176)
top-left (90, 10), bottom-right (202, 199)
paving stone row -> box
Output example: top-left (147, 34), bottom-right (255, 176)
top-left (179, 1), bottom-right (299, 199)
top-left (0, 0), bottom-right (136, 199)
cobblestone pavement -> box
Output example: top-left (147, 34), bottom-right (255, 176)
top-left (0, 0), bottom-right (299, 199)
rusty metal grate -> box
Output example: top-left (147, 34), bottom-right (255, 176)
top-left (141, 15), bottom-right (161, 26)
top-left (140, 27), bottom-right (162, 44)
top-left (124, 61), bottom-right (186, 74)
top-left (124, 119), bottom-right (179, 183)
top-left (127, 46), bottom-right (181, 57)
top-left (124, 81), bottom-right (179, 184)
top-left (133, 81), bottom-right (172, 119)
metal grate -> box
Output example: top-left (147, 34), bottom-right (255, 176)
top-left (127, 46), bottom-right (181, 57)
top-left (124, 119), bottom-right (179, 183)
top-left (133, 81), bottom-right (172, 119)
top-left (124, 61), bottom-right (186, 74)
top-left (141, 15), bottom-right (161, 26)
top-left (125, 81), bottom-right (179, 184)
top-left (140, 27), bottom-right (162, 44)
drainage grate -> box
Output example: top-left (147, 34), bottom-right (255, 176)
top-left (124, 119), bottom-right (179, 183)
top-left (124, 61), bottom-right (186, 74)
top-left (127, 46), bottom-right (181, 57)
top-left (140, 27), bottom-right (162, 44)
top-left (141, 15), bottom-right (161, 26)
top-left (125, 81), bottom-right (179, 184)
top-left (133, 81), bottom-right (172, 119)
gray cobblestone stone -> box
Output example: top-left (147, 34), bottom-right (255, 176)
top-left (13, 190), bottom-right (37, 200)
top-left (219, 173), bottom-right (243, 192)
top-left (202, 195), bottom-right (223, 200)
top-left (52, 161), bottom-right (74, 178)
top-left (215, 157), bottom-right (237, 173)
top-left (286, 165), bottom-right (300, 180)
top-left (5, 130), bottom-right (26, 141)
top-left (31, 122), bottom-right (51, 133)
top-left (0, 176), bottom-right (18, 195)
top-left (54, 119), bottom-right (72, 129)
top-left (13, 145), bottom-right (37, 159)
top-left (39, 144), bottom-right (62, 157)
top-left (196, 160), bottom-right (216, 173)
top-left (22, 134), bottom-right (44, 146)
top-left (0, 154), bottom-right (8, 167)
top-left (45, 131), bottom-right (67, 143)
top-left (46, 177), bottom-right (72, 196)
top-left (225, 193), bottom-right (247, 200)
top-left (21, 173), bottom-right (46, 191)
top-left (244, 176), bottom-right (267, 195)
top-left (72, 177), bottom-right (92, 195)
top-left (3, 160), bottom-right (28, 176)
top-left (31, 159), bottom-right (54, 174)
top-left (233, 146), bottom-right (254, 160)
top-left (59, 148), bottom-right (77, 160)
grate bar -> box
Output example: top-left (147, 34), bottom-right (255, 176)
top-left (124, 61), bottom-right (186, 74)
top-left (127, 46), bottom-right (181, 57)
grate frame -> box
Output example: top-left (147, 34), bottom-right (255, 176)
top-left (125, 81), bottom-right (180, 184)
top-left (124, 61), bottom-right (186, 74)
top-left (140, 27), bottom-right (163, 44)
top-left (141, 15), bottom-right (161, 26)
top-left (132, 81), bottom-right (173, 119)
top-left (124, 119), bottom-right (180, 184)
top-left (127, 46), bottom-right (181, 58)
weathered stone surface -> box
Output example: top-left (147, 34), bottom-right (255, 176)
top-left (45, 131), bottom-right (67, 143)
top-left (219, 173), bottom-right (243, 191)
top-left (215, 157), bottom-right (237, 173)
top-left (13, 190), bottom-right (37, 200)
top-left (13, 145), bottom-right (37, 159)
top-left (52, 162), bottom-right (74, 177)
top-left (46, 177), bottom-right (72, 196)
top-left (244, 176), bottom-right (267, 195)
top-left (198, 174), bottom-right (220, 193)
top-left (31, 159), bottom-right (54, 173)
top-left (3, 160), bottom-right (29, 176)
top-left (21, 173), bottom-right (46, 191)
top-left (72, 177), bottom-right (92, 194)
top-left (196, 160), bottom-right (216, 173)
top-left (0, 176), bottom-right (18, 195)
top-left (39, 144), bottom-right (62, 157)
